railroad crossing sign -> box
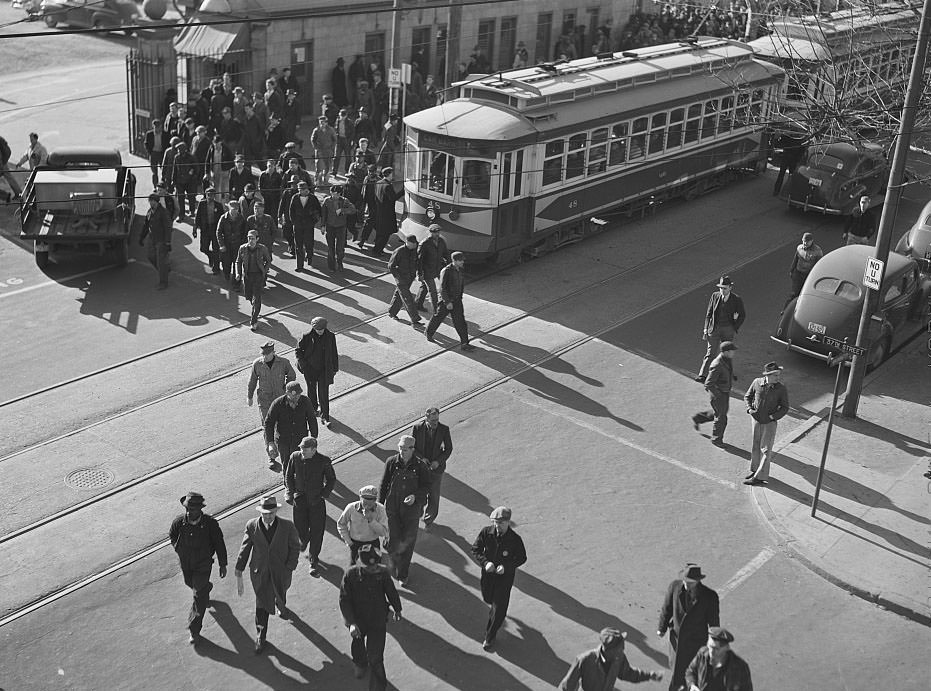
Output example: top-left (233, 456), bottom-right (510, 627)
top-left (862, 257), bottom-right (884, 290)
top-left (823, 336), bottom-right (867, 356)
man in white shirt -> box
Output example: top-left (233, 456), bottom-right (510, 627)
top-left (337, 485), bottom-right (389, 565)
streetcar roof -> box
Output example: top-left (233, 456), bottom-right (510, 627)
top-left (452, 37), bottom-right (763, 112)
top-left (404, 100), bottom-right (537, 143)
top-left (747, 34), bottom-right (831, 62)
top-left (764, 1), bottom-right (917, 53)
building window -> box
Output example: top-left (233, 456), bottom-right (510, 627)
top-left (411, 27), bottom-right (431, 78)
top-left (365, 32), bottom-right (386, 76)
top-left (477, 19), bottom-right (496, 69)
top-left (535, 13), bottom-right (553, 65)
top-left (499, 16), bottom-right (517, 71)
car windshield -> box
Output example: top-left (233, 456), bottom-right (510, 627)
top-left (813, 277), bottom-right (862, 301)
top-left (807, 152), bottom-right (844, 171)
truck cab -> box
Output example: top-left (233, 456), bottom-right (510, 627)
top-left (18, 147), bottom-right (136, 269)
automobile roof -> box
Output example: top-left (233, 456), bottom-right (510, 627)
top-left (46, 147), bottom-right (123, 168)
top-left (809, 245), bottom-right (914, 283)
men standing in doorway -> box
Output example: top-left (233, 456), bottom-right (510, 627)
top-left (470, 506), bottom-right (527, 652)
top-left (139, 194), bottom-right (172, 290)
top-left (378, 435), bottom-right (430, 587)
top-left (425, 251), bottom-right (475, 351)
top-left (235, 229), bottom-right (272, 331)
top-left (285, 436), bottom-right (336, 577)
top-left (743, 362), bottom-right (789, 486)
top-left (411, 407), bottom-right (453, 528)
top-left (337, 485), bottom-right (390, 565)
top-left (295, 316), bottom-right (339, 427)
top-left (695, 275), bottom-right (745, 382)
top-left (247, 341), bottom-right (296, 425)
top-left (264, 381), bottom-right (318, 474)
top-left (339, 545), bottom-right (402, 688)
top-left (657, 563), bottom-right (720, 691)
top-left (691, 342), bottom-right (738, 448)
top-left (169, 492), bottom-right (227, 646)
top-left (415, 223), bottom-right (449, 312)
top-left (235, 495), bottom-right (302, 654)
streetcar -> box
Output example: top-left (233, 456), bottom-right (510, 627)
top-left (402, 37), bottom-right (784, 263)
top-left (748, 2), bottom-right (918, 119)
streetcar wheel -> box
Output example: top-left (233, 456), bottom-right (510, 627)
top-left (35, 251), bottom-right (49, 269)
top-left (44, 14), bottom-right (58, 28)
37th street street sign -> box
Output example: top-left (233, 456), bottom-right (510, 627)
top-left (823, 336), bottom-right (868, 356)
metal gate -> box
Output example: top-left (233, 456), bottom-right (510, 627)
top-left (126, 39), bottom-right (178, 159)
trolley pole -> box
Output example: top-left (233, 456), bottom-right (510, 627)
top-left (842, 0), bottom-right (931, 417)
top-left (811, 352), bottom-right (851, 517)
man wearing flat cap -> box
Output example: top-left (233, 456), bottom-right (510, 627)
top-left (692, 341), bottom-right (738, 448)
top-left (684, 627), bottom-right (753, 691)
top-left (379, 436), bottom-right (431, 587)
top-left (248, 341), bottom-right (296, 427)
top-left (387, 234), bottom-right (424, 327)
top-left (560, 627), bottom-right (664, 690)
top-left (337, 485), bottom-right (390, 565)
top-left (696, 275), bottom-right (746, 382)
top-left (169, 492), bottom-right (227, 646)
top-left (743, 362), bottom-right (789, 486)
top-left (285, 436), bottom-right (336, 577)
top-left (425, 251), bottom-right (475, 351)
top-left (264, 380), bottom-right (318, 474)
top-left (657, 563), bottom-right (720, 691)
top-left (235, 495), bottom-right (302, 654)
top-left (289, 179), bottom-right (322, 272)
top-left (295, 316), bottom-right (339, 427)
top-left (339, 545), bottom-right (402, 686)
top-left (470, 506), bottom-right (527, 651)
top-left (217, 199), bottom-right (247, 287)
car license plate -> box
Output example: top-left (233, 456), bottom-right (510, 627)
top-left (808, 177), bottom-right (822, 187)
top-left (808, 321), bottom-right (826, 334)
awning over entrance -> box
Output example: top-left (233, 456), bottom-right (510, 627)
top-left (174, 22), bottom-right (247, 58)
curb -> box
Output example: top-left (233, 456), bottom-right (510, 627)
top-left (751, 483), bottom-right (931, 627)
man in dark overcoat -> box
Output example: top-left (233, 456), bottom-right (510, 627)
top-left (289, 180), bottom-right (322, 272)
top-left (168, 491), bottom-right (227, 646)
top-left (410, 406), bottom-right (453, 527)
top-left (264, 380), bottom-right (318, 475)
top-left (193, 187), bottom-right (223, 274)
top-left (692, 342), bottom-right (738, 448)
top-left (695, 275), bottom-right (745, 382)
top-left (295, 316), bottom-right (339, 427)
top-left (339, 545), bottom-right (402, 688)
top-left (378, 435), bottom-right (431, 587)
top-left (371, 166), bottom-right (404, 257)
top-left (235, 495), bottom-right (302, 654)
top-left (216, 199), bottom-right (246, 286)
top-left (470, 506), bottom-right (527, 652)
top-left (285, 436), bottom-right (336, 577)
top-left (415, 223), bottom-right (449, 312)
top-left (139, 194), bottom-right (172, 289)
top-left (559, 627), bottom-right (663, 690)
top-left (387, 235), bottom-right (423, 326)
top-left (656, 563), bottom-right (720, 691)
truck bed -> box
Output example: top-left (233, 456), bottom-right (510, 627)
top-left (20, 209), bottom-right (129, 241)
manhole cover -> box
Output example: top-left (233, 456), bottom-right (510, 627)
top-left (66, 467), bottom-right (115, 490)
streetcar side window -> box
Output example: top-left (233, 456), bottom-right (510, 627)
top-left (701, 100), bottom-right (718, 140)
top-left (542, 139), bottom-right (564, 186)
top-left (684, 104), bottom-right (701, 144)
top-left (648, 113), bottom-right (666, 156)
top-left (718, 96), bottom-right (734, 133)
top-left (609, 123), bottom-right (628, 166)
top-left (501, 152), bottom-right (513, 201)
top-left (566, 133), bottom-right (586, 179)
top-left (513, 150), bottom-right (523, 196)
top-left (629, 117), bottom-right (647, 160)
top-left (735, 92), bottom-right (750, 129)
top-left (588, 128), bottom-right (608, 175)
top-left (420, 150), bottom-right (454, 197)
top-left (461, 160), bottom-right (491, 200)
top-left (667, 108), bottom-right (684, 149)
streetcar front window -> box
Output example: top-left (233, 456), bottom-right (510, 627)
top-left (420, 149), bottom-right (454, 197)
top-left (461, 159), bottom-right (491, 200)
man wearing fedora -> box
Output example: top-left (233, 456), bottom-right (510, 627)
top-left (692, 341), bottom-right (738, 448)
top-left (696, 275), bottom-right (746, 382)
top-left (743, 362), bottom-right (789, 486)
top-left (169, 492), bottom-right (228, 646)
top-left (235, 495), bottom-right (302, 654)
top-left (248, 340), bottom-right (296, 426)
top-left (559, 627), bottom-right (664, 690)
top-left (338, 544), bottom-right (402, 687)
top-left (285, 436), bottom-right (336, 577)
top-left (295, 316), bottom-right (339, 428)
top-left (470, 506), bottom-right (527, 652)
top-left (657, 563), bottom-right (720, 691)
top-left (684, 627), bottom-right (753, 691)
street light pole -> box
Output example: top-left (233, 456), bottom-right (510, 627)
top-left (389, 0), bottom-right (402, 116)
top-left (811, 352), bottom-right (850, 517)
top-left (842, 0), bottom-right (931, 417)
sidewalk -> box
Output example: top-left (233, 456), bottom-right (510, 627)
top-left (753, 336), bottom-right (931, 625)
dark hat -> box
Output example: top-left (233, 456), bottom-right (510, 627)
top-left (451, 251), bottom-right (465, 262)
top-left (716, 275), bottom-right (734, 288)
top-left (244, 183), bottom-right (256, 191)
top-left (234, 153), bottom-right (245, 161)
top-left (358, 544), bottom-right (382, 565)
top-left (801, 232), bottom-right (814, 241)
top-left (257, 495), bottom-right (281, 513)
top-left (148, 193), bottom-right (160, 202)
top-left (490, 506), bottom-right (512, 520)
top-left (311, 316), bottom-right (327, 329)
top-left (205, 187), bottom-right (216, 194)
top-left (680, 563), bottom-right (706, 580)
top-left (599, 627), bottom-right (627, 650)
top-left (708, 626), bottom-right (735, 643)
top-left (381, 166), bottom-right (394, 176)
top-left (762, 361), bottom-right (784, 375)
top-left (719, 341), bottom-right (738, 352)
top-left (176, 141), bottom-right (188, 150)
top-left (405, 234), bottom-right (418, 244)
top-left (428, 224), bottom-right (441, 233)
top-left (180, 492), bottom-right (206, 508)
top-left (169, 136), bottom-right (181, 145)
top-left (260, 341), bottom-right (275, 352)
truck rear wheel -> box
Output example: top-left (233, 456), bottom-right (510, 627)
top-left (35, 251), bottom-right (49, 269)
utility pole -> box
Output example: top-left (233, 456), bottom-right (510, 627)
top-left (842, 0), bottom-right (931, 417)
top-left (445, 0), bottom-right (462, 90)
top-left (389, 0), bottom-right (402, 116)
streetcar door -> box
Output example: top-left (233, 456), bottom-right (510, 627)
top-left (495, 148), bottom-right (533, 251)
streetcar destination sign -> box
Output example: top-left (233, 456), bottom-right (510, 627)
top-left (823, 336), bottom-right (867, 356)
